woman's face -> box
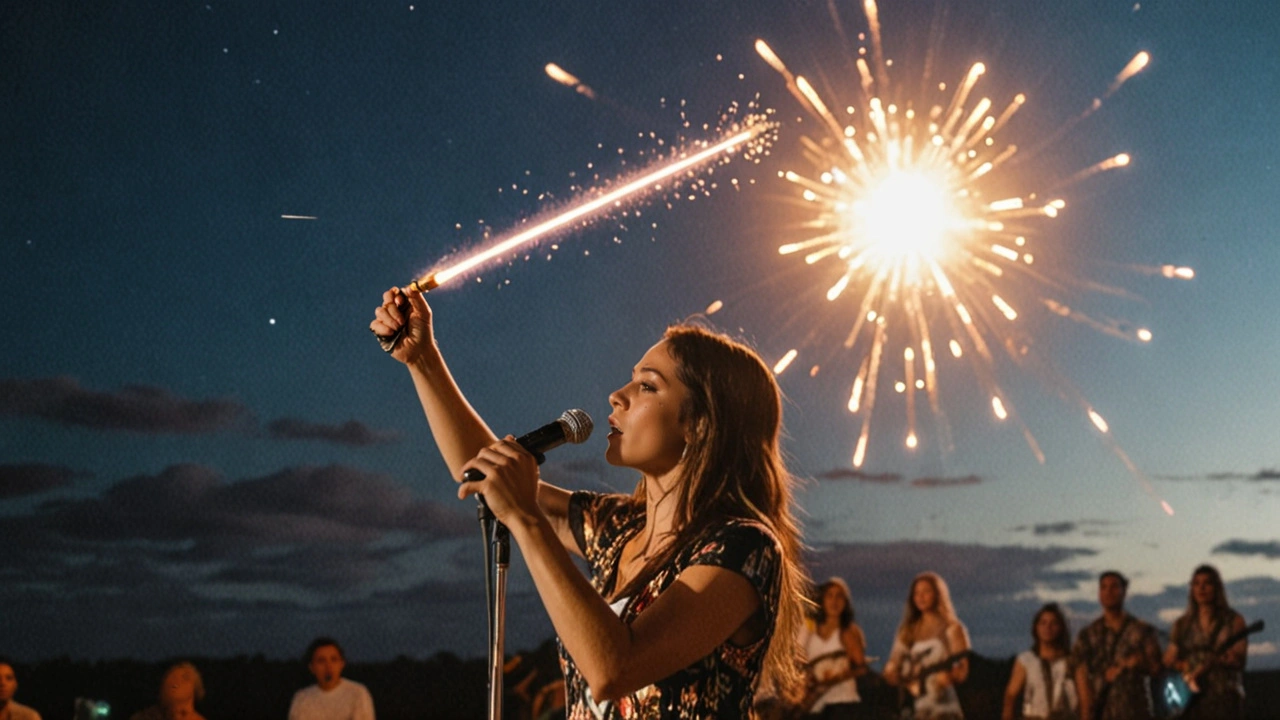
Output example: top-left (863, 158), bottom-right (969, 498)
top-left (0, 663), bottom-right (16, 702)
top-left (912, 578), bottom-right (938, 613)
top-left (1035, 611), bottom-right (1063, 646)
top-left (606, 341), bottom-right (691, 478)
top-left (1191, 572), bottom-right (1217, 607)
top-left (822, 584), bottom-right (847, 619)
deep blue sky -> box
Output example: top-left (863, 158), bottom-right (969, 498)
top-left (3, 0), bottom-right (1278, 668)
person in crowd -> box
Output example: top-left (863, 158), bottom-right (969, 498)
top-left (1071, 571), bottom-right (1161, 720)
top-left (1002, 603), bottom-right (1078, 720)
top-left (129, 661), bottom-right (206, 720)
top-left (0, 658), bottom-right (41, 720)
top-left (288, 637), bottom-right (375, 720)
top-left (798, 578), bottom-right (867, 719)
top-left (1161, 564), bottom-right (1248, 720)
top-left (371, 286), bottom-right (809, 718)
top-left (883, 572), bottom-right (970, 720)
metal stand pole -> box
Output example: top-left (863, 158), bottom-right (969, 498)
top-left (478, 499), bottom-right (508, 720)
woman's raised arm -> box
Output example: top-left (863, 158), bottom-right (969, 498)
top-left (372, 286), bottom-right (577, 549)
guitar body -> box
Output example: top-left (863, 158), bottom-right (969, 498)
top-left (1149, 670), bottom-right (1195, 719)
top-left (1149, 618), bottom-right (1264, 720)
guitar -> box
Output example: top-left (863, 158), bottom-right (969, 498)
top-left (1150, 619), bottom-right (1264, 720)
top-left (784, 649), bottom-right (862, 719)
top-left (902, 649), bottom-right (972, 698)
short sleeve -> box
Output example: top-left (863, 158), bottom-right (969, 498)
top-left (568, 491), bottom-right (636, 567)
top-left (684, 521), bottom-right (782, 627)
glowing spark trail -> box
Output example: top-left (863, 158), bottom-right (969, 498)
top-left (405, 122), bottom-right (769, 293)
top-left (756, 4), bottom-right (1189, 513)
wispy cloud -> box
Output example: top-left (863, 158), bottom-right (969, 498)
top-left (817, 468), bottom-right (903, 483)
top-left (910, 474), bottom-right (982, 489)
top-left (266, 417), bottom-right (402, 446)
top-left (0, 376), bottom-right (252, 434)
top-left (1212, 539), bottom-right (1280, 559)
top-left (0, 462), bottom-right (88, 499)
top-left (1158, 467), bottom-right (1280, 482)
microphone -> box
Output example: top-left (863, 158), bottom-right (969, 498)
top-left (462, 409), bottom-right (594, 482)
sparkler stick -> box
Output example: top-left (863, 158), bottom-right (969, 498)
top-left (377, 122), bottom-right (768, 352)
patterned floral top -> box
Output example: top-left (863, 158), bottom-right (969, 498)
top-left (1168, 608), bottom-right (1245, 699)
top-left (560, 491), bottom-right (783, 719)
top-left (1070, 613), bottom-right (1160, 720)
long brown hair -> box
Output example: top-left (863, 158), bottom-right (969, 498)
top-left (1030, 602), bottom-right (1071, 655)
top-left (896, 571), bottom-right (961, 645)
top-left (1182, 563), bottom-right (1230, 619)
top-left (616, 323), bottom-right (809, 695)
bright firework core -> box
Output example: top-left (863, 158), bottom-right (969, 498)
top-left (852, 170), bottom-right (963, 262)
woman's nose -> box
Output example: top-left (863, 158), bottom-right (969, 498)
top-left (608, 387), bottom-right (625, 408)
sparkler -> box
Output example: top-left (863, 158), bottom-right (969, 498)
top-left (756, 3), bottom-right (1191, 510)
top-left (377, 118), bottom-right (772, 351)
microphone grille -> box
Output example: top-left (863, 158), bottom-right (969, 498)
top-left (558, 409), bottom-right (594, 444)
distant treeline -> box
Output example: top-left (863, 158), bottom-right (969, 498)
top-left (9, 643), bottom-right (1280, 719)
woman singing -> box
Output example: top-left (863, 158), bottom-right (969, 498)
top-left (1001, 603), bottom-right (1077, 720)
top-left (1162, 564), bottom-right (1248, 720)
top-left (799, 578), bottom-right (867, 719)
top-left (883, 572), bottom-right (970, 720)
top-left (371, 286), bottom-right (808, 718)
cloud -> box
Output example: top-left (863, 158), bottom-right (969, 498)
top-left (910, 474), bottom-right (982, 488)
top-left (1212, 539), bottom-right (1280, 559)
top-left (817, 468), bottom-right (903, 483)
top-left (0, 462), bottom-right (87, 498)
top-left (1008, 520), bottom-right (1119, 537)
top-left (1159, 467), bottom-right (1280, 482)
top-left (266, 417), bottom-right (402, 446)
top-left (0, 376), bottom-right (252, 434)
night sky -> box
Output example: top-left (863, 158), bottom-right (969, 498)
top-left (3, 0), bottom-right (1278, 669)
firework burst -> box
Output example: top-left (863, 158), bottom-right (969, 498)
top-left (756, 2), bottom-right (1190, 507)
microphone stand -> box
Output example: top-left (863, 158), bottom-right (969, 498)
top-left (477, 496), bottom-right (508, 720)
top-left (471, 447), bottom-right (542, 720)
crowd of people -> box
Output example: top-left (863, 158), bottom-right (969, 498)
top-left (768, 564), bottom-right (1251, 720)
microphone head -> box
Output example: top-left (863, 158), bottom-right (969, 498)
top-left (557, 409), bottom-right (594, 444)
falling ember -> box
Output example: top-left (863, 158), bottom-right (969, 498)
top-left (773, 348), bottom-right (799, 374)
top-left (757, 4), bottom-right (1189, 510)
top-left (705, 299), bottom-right (724, 314)
top-left (545, 62), bottom-right (598, 100)
top-left (992, 397), bottom-right (1008, 420)
top-left (403, 121), bottom-right (771, 292)
top-left (1088, 410), bottom-right (1110, 433)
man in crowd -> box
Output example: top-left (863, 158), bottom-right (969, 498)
top-left (288, 637), bottom-right (374, 720)
top-left (1072, 571), bottom-right (1162, 720)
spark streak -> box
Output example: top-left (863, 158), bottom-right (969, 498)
top-left (405, 122), bottom-right (770, 293)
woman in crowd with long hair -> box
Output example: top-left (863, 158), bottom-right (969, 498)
top-left (372, 287), bottom-right (808, 718)
top-left (1162, 564), bottom-right (1248, 720)
top-left (883, 572), bottom-right (970, 720)
top-left (1001, 603), bottom-right (1077, 720)
top-left (798, 578), bottom-right (868, 719)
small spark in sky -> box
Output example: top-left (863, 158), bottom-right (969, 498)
top-left (269, 318), bottom-right (276, 325)
top-left (281, 214), bottom-right (317, 220)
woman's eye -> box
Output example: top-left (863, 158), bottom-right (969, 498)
top-left (640, 382), bottom-right (656, 392)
